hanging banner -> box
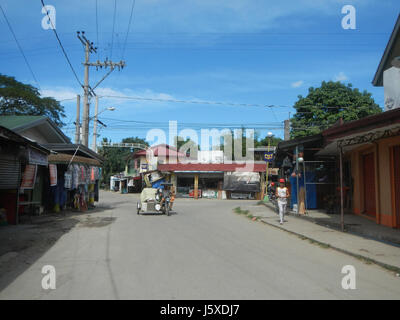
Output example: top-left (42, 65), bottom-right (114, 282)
top-left (21, 165), bottom-right (37, 189)
top-left (49, 164), bottom-right (57, 186)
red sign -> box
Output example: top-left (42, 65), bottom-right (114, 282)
top-left (49, 164), bottom-right (57, 186)
top-left (21, 165), bottom-right (37, 189)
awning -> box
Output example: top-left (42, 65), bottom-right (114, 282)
top-left (317, 123), bottom-right (400, 156)
top-left (48, 153), bottom-right (101, 166)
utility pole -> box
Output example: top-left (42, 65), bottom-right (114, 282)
top-left (77, 31), bottom-right (125, 148)
top-left (74, 95), bottom-right (80, 144)
top-left (92, 96), bottom-right (99, 152)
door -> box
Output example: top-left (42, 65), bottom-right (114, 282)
top-left (393, 146), bottom-right (400, 228)
top-left (362, 153), bottom-right (376, 217)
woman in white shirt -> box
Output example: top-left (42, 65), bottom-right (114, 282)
top-left (276, 178), bottom-right (290, 225)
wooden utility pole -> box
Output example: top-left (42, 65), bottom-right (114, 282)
top-left (74, 94), bottom-right (80, 144)
top-left (77, 31), bottom-right (125, 148)
top-left (92, 96), bottom-right (99, 152)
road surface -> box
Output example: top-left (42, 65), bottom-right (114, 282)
top-left (0, 190), bottom-right (399, 299)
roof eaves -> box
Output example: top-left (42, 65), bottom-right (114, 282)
top-left (372, 14), bottom-right (400, 87)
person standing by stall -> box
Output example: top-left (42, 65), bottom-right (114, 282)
top-left (276, 178), bottom-right (290, 225)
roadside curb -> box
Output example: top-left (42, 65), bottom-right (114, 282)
top-left (261, 202), bottom-right (400, 246)
top-left (256, 216), bottom-right (400, 274)
top-left (235, 204), bottom-right (400, 275)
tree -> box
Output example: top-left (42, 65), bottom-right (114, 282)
top-left (254, 132), bottom-right (282, 147)
top-left (290, 81), bottom-right (382, 138)
top-left (0, 74), bottom-right (66, 126)
top-left (219, 128), bottom-right (280, 160)
top-left (98, 137), bottom-right (149, 187)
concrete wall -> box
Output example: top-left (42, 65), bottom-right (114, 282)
top-left (349, 135), bottom-right (400, 227)
top-left (384, 67), bottom-right (400, 111)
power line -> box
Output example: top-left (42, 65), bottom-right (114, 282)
top-left (122, 0), bottom-right (136, 59)
top-left (40, 0), bottom-right (84, 90)
top-left (0, 4), bottom-right (40, 89)
top-left (110, 0), bottom-right (117, 59)
top-left (96, 0), bottom-right (100, 60)
top-left (99, 94), bottom-right (280, 108)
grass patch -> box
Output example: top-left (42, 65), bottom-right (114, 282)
top-left (233, 207), bottom-right (250, 215)
top-left (233, 207), bottom-right (242, 214)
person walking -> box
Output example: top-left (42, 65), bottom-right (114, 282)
top-left (276, 178), bottom-right (290, 225)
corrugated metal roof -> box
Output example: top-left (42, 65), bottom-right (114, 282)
top-left (0, 115), bottom-right (47, 130)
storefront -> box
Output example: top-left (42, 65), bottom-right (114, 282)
top-left (319, 108), bottom-right (400, 228)
top-left (158, 163), bottom-right (267, 200)
top-left (0, 126), bottom-right (50, 224)
top-left (47, 153), bottom-right (102, 212)
top-left (275, 134), bottom-right (337, 213)
top-left (173, 172), bottom-right (224, 199)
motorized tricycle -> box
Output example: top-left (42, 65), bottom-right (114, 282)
top-left (137, 183), bottom-right (175, 216)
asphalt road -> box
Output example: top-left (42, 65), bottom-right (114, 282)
top-left (1, 190), bottom-right (400, 299)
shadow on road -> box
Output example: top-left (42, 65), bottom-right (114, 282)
top-left (0, 205), bottom-right (113, 293)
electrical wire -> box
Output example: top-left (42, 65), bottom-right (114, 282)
top-left (96, 0), bottom-right (100, 61)
top-left (121, 0), bottom-right (136, 59)
top-left (0, 4), bottom-right (40, 89)
top-left (40, 0), bottom-right (84, 90)
top-left (110, 0), bottom-right (117, 59)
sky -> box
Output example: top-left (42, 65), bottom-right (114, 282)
top-left (0, 0), bottom-right (399, 147)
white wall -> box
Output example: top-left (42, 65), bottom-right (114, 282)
top-left (198, 150), bottom-right (224, 163)
top-left (383, 67), bottom-right (400, 111)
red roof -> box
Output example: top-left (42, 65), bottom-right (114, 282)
top-left (158, 162), bottom-right (266, 172)
top-left (134, 144), bottom-right (186, 157)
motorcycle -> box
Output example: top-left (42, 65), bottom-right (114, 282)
top-left (137, 183), bottom-right (174, 216)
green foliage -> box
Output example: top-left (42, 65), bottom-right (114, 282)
top-left (98, 137), bottom-right (149, 186)
top-left (219, 129), bottom-right (282, 160)
top-left (174, 136), bottom-right (199, 151)
top-left (254, 133), bottom-right (282, 147)
top-left (290, 81), bottom-right (382, 139)
top-left (0, 74), bottom-right (66, 126)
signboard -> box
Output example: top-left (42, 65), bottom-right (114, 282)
top-left (28, 147), bottom-right (48, 166)
top-left (263, 151), bottom-right (274, 163)
top-left (21, 165), bottom-right (37, 189)
top-left (49, 164), bottom-right (57, 186)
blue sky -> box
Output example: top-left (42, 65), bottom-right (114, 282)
top-left (0, 0), bottom-right (399, 146)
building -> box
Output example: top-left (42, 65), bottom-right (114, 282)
top-left (158, 162), bottom-right (271, 200)
top-left (274, 134), bottom-right (336, 213)
top-left (0, 125), bottom-right (50, 224)
top-left (317, 108), bottom-right (400, 228)
top-left (121, 143), bottom-right (276, 200)
top-left (0, 115), bottom-right (103, 217)
top-left (372, 14), bottom-right (400, 111)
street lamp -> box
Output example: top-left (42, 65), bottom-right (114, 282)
top-left (92, 98), bottom-right (116, 152)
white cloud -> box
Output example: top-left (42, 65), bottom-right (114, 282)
top-left (40, 86), bottom-right (176, 104)
top-left (291, 80), bottom-right (304, 88)
top-left (40, 87), bottom-right (78, 101)
top-left (334, 72), bottom-right (348, 82)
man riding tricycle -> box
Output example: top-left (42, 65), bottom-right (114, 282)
top-left (137, 182), bottom-right (175, 216)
